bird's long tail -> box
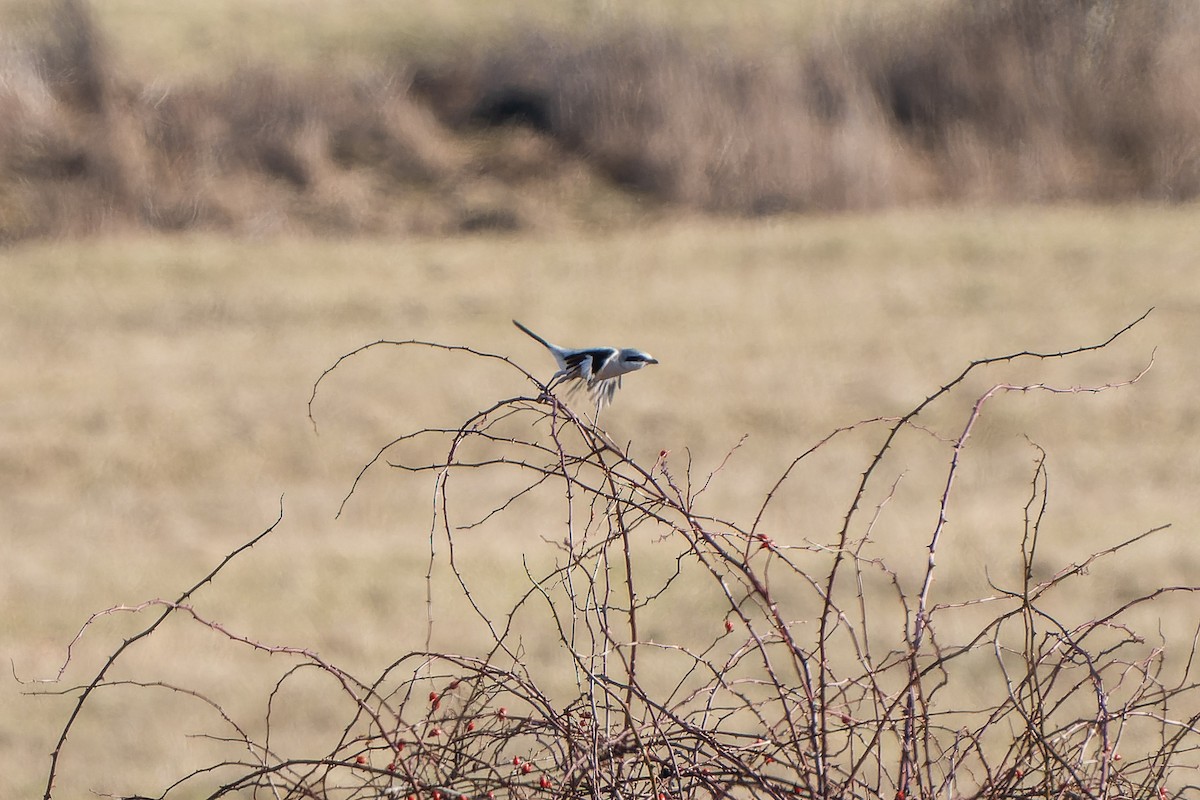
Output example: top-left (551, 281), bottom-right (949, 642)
top-left (512, 319), bottom-right (556, 352)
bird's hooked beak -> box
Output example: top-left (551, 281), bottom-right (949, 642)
top-left (646, 356), bottom-right (659, 364)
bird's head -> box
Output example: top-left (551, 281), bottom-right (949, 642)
top-left (617, 349), bottom-right (659, 371)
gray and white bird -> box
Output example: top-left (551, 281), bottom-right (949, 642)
top-left (513, 320), bottom-right (658, 409)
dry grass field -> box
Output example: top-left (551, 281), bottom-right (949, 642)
top-left (0, 0), bottom-right (925, 76)
top-left (4, 205), bottom-right (1199, 797)
top-left (3, 0), bottom-right (1200, 797)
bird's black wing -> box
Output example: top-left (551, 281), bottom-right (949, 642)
top-left (564, 348), bottom-right (617, 381)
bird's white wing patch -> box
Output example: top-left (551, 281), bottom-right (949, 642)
top-left (588, 349), bottom-right (621, 381)
top-left (562, 352), bottom-right (592, 381)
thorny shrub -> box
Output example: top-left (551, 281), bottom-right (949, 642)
top-left (35, 310), bottom-right (1200, 799)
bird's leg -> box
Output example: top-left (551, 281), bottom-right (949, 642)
top-left (588, 398), bottom-right (615, 442)
top-left (543, 371), bottom-right (571, 399)
top-left (588, 410), bottom-right (620, 450)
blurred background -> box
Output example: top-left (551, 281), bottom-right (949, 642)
top-left (2, 0), bottom-right (1198, 796)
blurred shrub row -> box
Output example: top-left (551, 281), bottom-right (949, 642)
top-left (3, 0), bottom-right (1198, 242)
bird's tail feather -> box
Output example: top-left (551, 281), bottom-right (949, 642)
top-left (512, 319), bottom-right (555, 351)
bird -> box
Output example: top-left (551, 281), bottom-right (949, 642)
top-left (513, 320), bottom-right (658, 410)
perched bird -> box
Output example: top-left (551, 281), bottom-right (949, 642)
top-left (513, 320), bottom-right (658, 410)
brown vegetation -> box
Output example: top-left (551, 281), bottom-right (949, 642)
top-left (3, 0), bottom-right (1200, 241)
